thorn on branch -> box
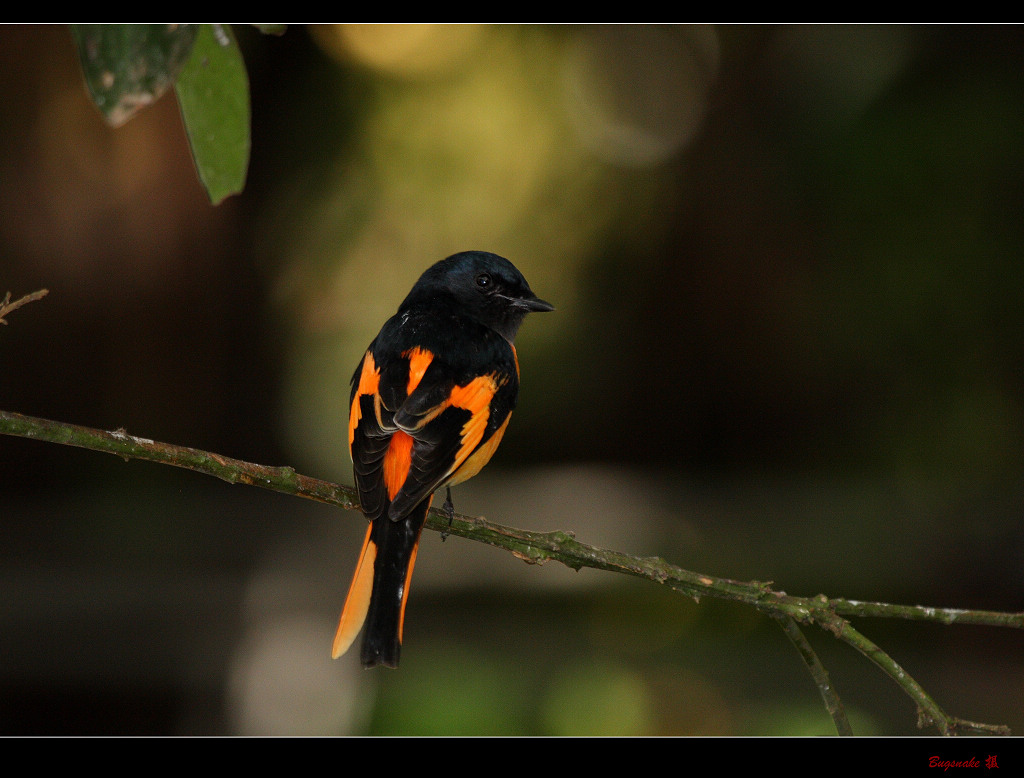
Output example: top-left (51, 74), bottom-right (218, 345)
top-left (0, 289), bottom-right (49, 325)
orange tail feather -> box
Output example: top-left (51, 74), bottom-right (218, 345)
top-left (332, 523), bottom-right (376, 659)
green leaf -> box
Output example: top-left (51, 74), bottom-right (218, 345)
top-left (174, 24), bottom-right (251, 205)
top-left (71, 24), bottom-right (200, 127)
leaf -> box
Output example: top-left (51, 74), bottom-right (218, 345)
top-left (71, 24), bottom-right (200, 127)
top-left (174, 24), bottom-right (251, 205)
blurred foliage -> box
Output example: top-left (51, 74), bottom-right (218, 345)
top-left (1, 24), bottom-right (1023, 737)
top-left (71, 23), bottom-right (257, 203)
top-left (70, 24), bottom-right (198, 126)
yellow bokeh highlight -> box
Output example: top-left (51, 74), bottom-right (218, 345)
top-left (312, 23), bottom-right (486, 76)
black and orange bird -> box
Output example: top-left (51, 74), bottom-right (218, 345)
top-left (332, 251), bottom-right (553, 669)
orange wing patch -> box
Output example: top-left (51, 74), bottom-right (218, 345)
top-left (403, 347), bottom-right (434, 395)
top-left (349, 352), bottom-right (380, 447)
top-left (449, 374), bottom-right (502, 456)
top-left (448, 413), bottom-right (511, 486)
top-left (444, 372), bottom-right (511, 482)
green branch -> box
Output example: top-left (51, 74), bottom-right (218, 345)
top-left (774, 615), bottom-right (852, 736)
top-left (0, 408), bottom-right (1018, 736)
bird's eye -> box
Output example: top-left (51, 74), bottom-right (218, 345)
top-left (475, 273), bottom-right (492, 290)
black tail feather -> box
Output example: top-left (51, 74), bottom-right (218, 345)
top-left (359, 500), bottom-right (429, 668)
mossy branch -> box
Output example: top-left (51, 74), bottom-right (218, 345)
top-left (0, 407), bottom-right (1018, 736)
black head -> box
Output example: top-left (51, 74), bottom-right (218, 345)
top-left (400, 251), bottom-right (554, 342)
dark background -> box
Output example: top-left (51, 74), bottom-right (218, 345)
top-left (0, 24), bottom-right (1022, 735)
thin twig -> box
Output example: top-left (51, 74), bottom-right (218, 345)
top-left (774, 615), bottom-right (853, 735)
top-left (829, 598), bottom-right (1023, 628)
top-left (830, 618), bottom-right (1011, 736)
top-left (0, 289), bottom-right (49, 325)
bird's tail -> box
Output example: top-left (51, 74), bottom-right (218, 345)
top-left (332, 497), bottom-right (431, 669)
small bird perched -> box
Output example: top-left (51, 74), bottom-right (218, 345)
top-left (332, 251), bottom-right (554, 668)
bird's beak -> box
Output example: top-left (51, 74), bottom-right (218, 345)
top-left (522, 296), bottom-right (554, 313)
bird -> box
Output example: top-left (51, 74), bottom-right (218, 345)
top-left (332, 250), bottom-right (553, 668)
